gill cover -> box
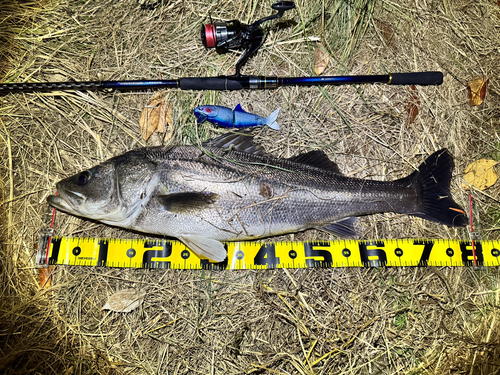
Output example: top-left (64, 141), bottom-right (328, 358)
top-left (48, 150), bottom-right (159, 226)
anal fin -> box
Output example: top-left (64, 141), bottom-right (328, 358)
top-left (321, 217), bottom-right (359, 238)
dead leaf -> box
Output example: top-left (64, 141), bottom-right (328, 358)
top-left (374, 19), bottom-right (397, 50)
top-left (139, 97), bottom-right (162, 140)
top-left (139, 94), bottom-right (174, 141)
top-left (102, 289), bottom-right (146, 313)
top-left (467, 77), bottom-right (488, 106)
top-left (38, 266), bottom-right (55, 288)
top-left (313, 45), bottom-right (329, 75)
top-left (156, 100), bottom-right (173, 142)
top-left (462, 159), bottom-right (498, 190)
top-left (406, 85), bottom-right (420, 125)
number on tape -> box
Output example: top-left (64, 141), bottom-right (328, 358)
top-left (37, 237), bottom-right (500, 269)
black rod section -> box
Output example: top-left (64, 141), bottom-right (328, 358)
top-left (102, 80), bottom-right (179, 90)
top-left (0, 80), bottom-right (179, 94)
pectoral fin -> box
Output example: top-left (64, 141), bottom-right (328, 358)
top-left (177, 234), bottom-right (227, 262)
top-left (158, 192), bottom-right (219, 213)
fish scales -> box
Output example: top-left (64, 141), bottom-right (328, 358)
top-left (128, 145), bottom-right (416, 240)
top-left (48, 133), bottom-right (467, 262)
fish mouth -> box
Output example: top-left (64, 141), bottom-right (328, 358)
top-left (47, 188), bottom-right (85, 213)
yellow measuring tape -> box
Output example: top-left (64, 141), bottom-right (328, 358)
top-left (38, 236), bottom-right (500, 269)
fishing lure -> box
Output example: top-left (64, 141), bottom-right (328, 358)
top-left (194, 104), bottom-right (280, 130)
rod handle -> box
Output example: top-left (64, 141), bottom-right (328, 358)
top-left (179, 77), bottom-right (245, 90)
top-left (390, 72), bottom-right (443, 86)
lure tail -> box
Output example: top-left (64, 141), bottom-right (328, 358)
top-left (400, 149), bottom-right (468, 227)
top-left (265, 108), bottom-right (280, 130)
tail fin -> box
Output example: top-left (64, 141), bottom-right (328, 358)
top-left (265, 108), bottom-right (280, 130)
top-left (402, 149), bottom-right (468, 227)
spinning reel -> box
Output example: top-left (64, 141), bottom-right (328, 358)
top-left (200, 1), bottom-right (296, 76)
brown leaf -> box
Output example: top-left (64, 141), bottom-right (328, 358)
top-left (156, 100), bottom-right (173, 142)
top-left (462, 159), bottom-right (498, 190)
top-left (38, 266), bottom-right (55, 288)
top-left (313, 45), bottom-right (330, 75)
top-left (102, 289), bottom-right (146, 313)
top-left (467, 77), bottom-right (488, 106)
top-left (375, 20), bottom-right (397, 50)
top-left (406, 85), bottom-right (420, 125)
top-left (139, 97), bottom-right (163, 141)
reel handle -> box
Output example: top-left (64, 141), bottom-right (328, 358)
top-left (252, 1), bottom-right (295, 28)
top-left (272, 1), bottom-right (296, 12)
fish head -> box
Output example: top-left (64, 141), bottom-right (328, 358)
top-left (193, 105), bottom-right (218, 123)
top-left (47, 151), bottom-right (158, 225)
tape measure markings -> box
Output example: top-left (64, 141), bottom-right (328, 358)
top-left (38, 236), bottom-right (500, 269)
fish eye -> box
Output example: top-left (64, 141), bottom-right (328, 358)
top-left (77, 170), bottom-right (92, 185)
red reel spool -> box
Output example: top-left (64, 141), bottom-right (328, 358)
top-left (202, 23), bottom-right (217, 48)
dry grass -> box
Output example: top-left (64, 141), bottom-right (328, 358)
top-left (1, 0), bottom-right (500, 374)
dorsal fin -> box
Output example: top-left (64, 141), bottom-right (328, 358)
top-left (288, 150), bottom-right (341, 173)
top-left (234, 103), bottom-right (245, 112)
top-left (204, 132), bottom-right (265, 156)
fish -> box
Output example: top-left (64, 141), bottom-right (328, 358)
top-left (47, 133), bottom-right (468, 262)
top-left (193, 104), bottom-right (280, 130)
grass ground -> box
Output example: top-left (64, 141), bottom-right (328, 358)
top-left (1, 0), bottom-right (499, 373)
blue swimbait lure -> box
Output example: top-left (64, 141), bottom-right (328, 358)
top-left (193, 104), bottom-right (280, 130)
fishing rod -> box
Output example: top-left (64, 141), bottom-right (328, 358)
top-left (0, 1), bottom-right (443, 95)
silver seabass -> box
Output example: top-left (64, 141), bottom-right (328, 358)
top-left (48, 133), bottom-right (467, 262)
